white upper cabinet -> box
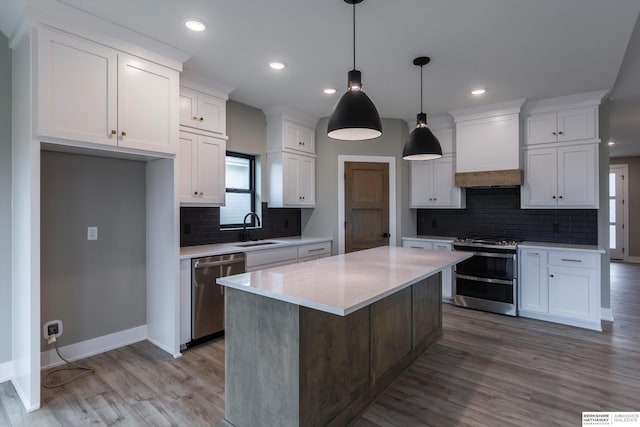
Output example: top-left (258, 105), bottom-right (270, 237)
top-left (525, 107), bottom-right (597, 145)
top-left (179, 131), bottom-right (226, 206)
top-left (179, 87), bottom-right (226, 135)
top-left (410, 157), bottom-right (465, 209)
top-left (522, 144), bottom-right (597, 208)
top-left (268, 151), bottom-right (315, 208)
top-left (431, 127), bottom-right (454, 155)
top-left (36, 26), bottom-right (178, 155)
top-left (266, 110), bottom-right (317, 155)
top-left (283, 119), bottom-right (315, 154)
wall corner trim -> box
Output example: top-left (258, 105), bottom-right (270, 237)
top-left (40, 325), bottom-right (148, 370)
top-left (0, 360), bottom-right (14, 384)
top-left (601, 307), bottom-right (614, 322)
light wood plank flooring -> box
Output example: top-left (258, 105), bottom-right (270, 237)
top-left (2, 262), bottom-right (639, 426)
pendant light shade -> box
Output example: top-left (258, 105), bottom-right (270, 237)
top-left (402, 57), bottom-right (442, 160)
top-left (327, 0), bottom-right (382, 141)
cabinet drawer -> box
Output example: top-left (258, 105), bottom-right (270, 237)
top-left (298, 242), bottom-right (331, 258)
top-left (245, 246), bottom-right (298, 269)
top-left (548, 251), bottom-right (599, 269)
top-left (402, 240), bottom-right (432, 250)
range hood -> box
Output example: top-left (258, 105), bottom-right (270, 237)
top-left (450, 99), bottom-right (526, 188)
top-left (455, 169), bottom-right (522, 188)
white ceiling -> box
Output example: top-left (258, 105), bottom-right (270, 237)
top-left (2, 0), bottom-right (640, 144)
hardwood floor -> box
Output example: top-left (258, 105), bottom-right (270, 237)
top-left (2, 262), bottom-right (639, 426)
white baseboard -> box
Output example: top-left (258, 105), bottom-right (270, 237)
top-left (41, 325), bottom-right (148, 370)
top-left (11, 377), bottom-right (40, 412)
top-left (0, 360), bottom-right (13, 383)
top-left (601, 307), bottom-right (614, 322)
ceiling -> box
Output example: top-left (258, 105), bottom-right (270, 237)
top-left (1, 0), bottom-right (640, 154)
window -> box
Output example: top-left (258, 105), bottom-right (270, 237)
top-left (220, 152), bottom-right (256, 228)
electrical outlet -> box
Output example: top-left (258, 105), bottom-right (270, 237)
top-left (87, 226), bottom-right (98, 240)
top-left (43, 320), bottom-right (63, 339)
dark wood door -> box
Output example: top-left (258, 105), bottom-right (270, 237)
top-left (345, 162), bottom-right (390, 253)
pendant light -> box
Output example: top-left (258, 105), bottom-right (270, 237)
top-left (327, 0), bottom-right (382, 141)
top-left (402, 57), bottom-right (442, 160)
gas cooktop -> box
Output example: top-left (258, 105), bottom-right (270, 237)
top-left (453, 237), bottom-right (521, 249)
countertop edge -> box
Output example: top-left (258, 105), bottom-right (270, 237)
top-left (179, 236), bottom-right (333, 259)
top-left (518, 241), bottom-right (606, 253)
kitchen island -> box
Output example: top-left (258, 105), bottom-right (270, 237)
top-left (217, 246), bottom-right (472, 427)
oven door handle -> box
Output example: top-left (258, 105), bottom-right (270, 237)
top-left (457, 251), bottom-right (515, 259)
top-left (456, 274), bottom-right (515, 286)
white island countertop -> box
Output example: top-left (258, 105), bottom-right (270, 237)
top-left (217, 246), bottom-right (472, 316)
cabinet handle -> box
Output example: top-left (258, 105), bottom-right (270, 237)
top-left (550, 274), bottom-right (554, 278)
top-left (552, 131), bottom-right (557, 136)
top-left (111, 129), bottom-right (117, 135)
top-left (193, 115), bottom-right (199, 120)
top-left (552, 196), bottom-right (556, 199)
top-left (560, 258), bottom-right (581, 263)
top-left (558, 131), bottom-right (564, 135)
top-left (559, 195), bottom-right (563, 199)
top-left (121, 131), bottom-right (127, 137)
top-left (199, 192), bottom-right (204, 196)
top-left (199, 117), bottom-right (204, 121)
top-left (194, 191), bottom-right (198, 195)
top-left (428, 198), bottom-right (433, 201)
top-left (433, 198), bottom-right (437, 201)
top-left (410, 246), bottom-right (423, 249)
top-left (308, 248), bottom-right (325, 252)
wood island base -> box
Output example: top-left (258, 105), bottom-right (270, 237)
top-left (223, 273), bottom-right (442, 427)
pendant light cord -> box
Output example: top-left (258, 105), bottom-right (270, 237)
top-left (352, 1), bottom-right (356, 69)
top-left (420, 64), bottom-right (425, 112)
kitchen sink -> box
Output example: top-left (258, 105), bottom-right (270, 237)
top-left (233, 241), bottom-right (278, 248)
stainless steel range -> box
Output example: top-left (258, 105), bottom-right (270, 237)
top-left (452, 237), bottom-right (519, 316)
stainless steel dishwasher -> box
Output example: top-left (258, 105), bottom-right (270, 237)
top-left (191, 253), bottom-right (245, 342)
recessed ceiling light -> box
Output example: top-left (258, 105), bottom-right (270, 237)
top-left (269, 62), bottom-right (285, 70)
top-left (471, 89), bottom-right (486, 95)
top-left (323, 88), bottom-right (336, 95)
top-left (608, 141), bottom-right (615, 146)
top-left (184, 19), bottom-right (207, 32)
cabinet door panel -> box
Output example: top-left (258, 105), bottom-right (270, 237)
top-left (179, 132), bottom-right (197, 202)
top-left (557, 107), bottom-right (596, 142)
top-left (197, 93), bottom-right (226, 135)
top-left (299, 126), bottom-right (315, 154)
top-left (118, 54), bottom-right (176, 154)
top-left (525, 112), bottom-right (557, 145)
top-left (197, 136), bottom-right (226, 205)
top-left (557, 145), bottom-right (597, 207)
top-left (283, 154), bottom-right (301, 205)
top-left (410, 161), bottom-right (432, 207)
top-left (519, 250), bottom-right (548, 313)
top-left (432, 157), bottom-right (455, 207)
top-left (300, 156), bottom-right (315, 206)
top-left (548, 267), bottom-right (598, 321)
top-left (37, 27), bottom-right (117, 145)
top-left (179, 88), bottom-right (198, 129)
top-left (522, 148), bottom-right (558, 207)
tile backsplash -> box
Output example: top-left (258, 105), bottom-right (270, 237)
top-left (180, 203), bottom-right (301, 247)
top-left (417, 187), bottom-right (598, 245)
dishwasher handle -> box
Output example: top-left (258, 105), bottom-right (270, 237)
top-left (193, 258), bottom-right (245, 269)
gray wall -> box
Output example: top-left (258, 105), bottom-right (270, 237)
top-left (40, 151), bottom-right (147, 348)
top-left (226, 100), bottom-right (267, 203)
top-left (610, 156), bottom-right (640, 257)
top-left (0, 33), bottom-right (11, 364)
top-left (301, 118), bottom-right (414, 253)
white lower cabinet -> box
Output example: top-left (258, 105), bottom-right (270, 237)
top-left (179, 131), bottom-right (226, 205)
top-left (402, 238), bottom-right (454, 301)
top-left (519, 246), bottom-right (602, 330)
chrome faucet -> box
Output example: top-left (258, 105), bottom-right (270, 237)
top-left (241, 212), bottom-right (261, 242)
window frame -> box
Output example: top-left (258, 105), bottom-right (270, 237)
top-left (220, 151), bottom-right (257, 229)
